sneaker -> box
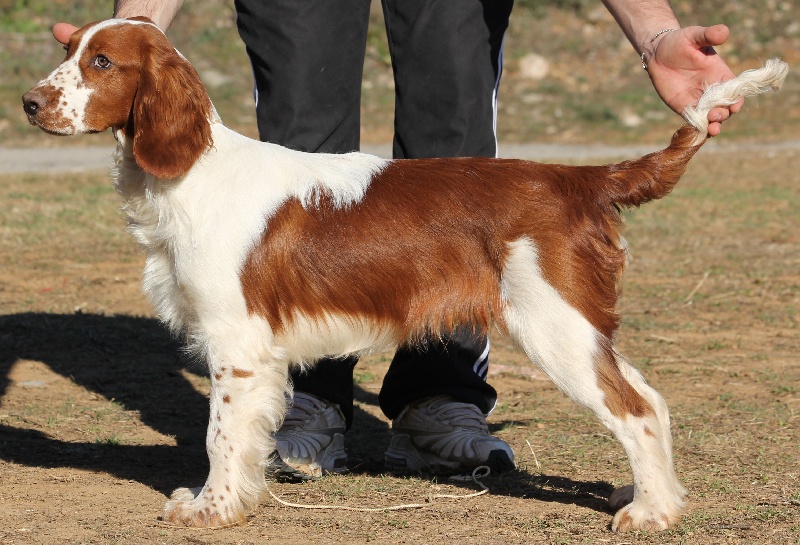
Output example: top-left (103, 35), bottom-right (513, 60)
top-left (267, 392), bottom-right (347, 481)
top-left (385, 395), bottom-right (515, 474)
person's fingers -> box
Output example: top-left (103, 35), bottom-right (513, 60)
top-left (708, 107), bottom-right (731, 124)
top-left (53, 23), bottom-right (79, 45)
top-left (729, 98), bottom-right (744, 114)
top-left (706, 98), bottom-right (745, 132)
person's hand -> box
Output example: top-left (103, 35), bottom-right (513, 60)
top-left (53, 22), bottom-right (79, 45)
top-left (645, 24), bottom-right (739, 137)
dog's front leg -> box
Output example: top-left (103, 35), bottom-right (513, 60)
top-left (163, 350), bottom-right (290, 527)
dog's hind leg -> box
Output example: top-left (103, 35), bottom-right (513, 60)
top-left (162, 319), bottom-right (290, 527)
top-left (501, 238), bottom-right (684, 531)
top-left (591, 347), bottom-right (687, 531)
top-left (605, 355), bottom-right (687, 519)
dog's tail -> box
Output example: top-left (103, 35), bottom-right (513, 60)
top-left (602, 58), bottom-right (788, 209)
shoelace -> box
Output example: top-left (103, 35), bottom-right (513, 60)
top-left (282, 393), bottom-right (326, 428)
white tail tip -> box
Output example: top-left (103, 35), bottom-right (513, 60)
top-left (683, 58), bottom-right (789, 145)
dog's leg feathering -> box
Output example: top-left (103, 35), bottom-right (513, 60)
top-left (162, 326), bottom-right (291, 527)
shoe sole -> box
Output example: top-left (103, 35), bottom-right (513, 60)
top-left (384, 433), bottom-right (515, 475)
top-left (267, 432), bottom-right (347, 482)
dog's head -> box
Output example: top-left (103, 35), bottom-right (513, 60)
top-left (22, 18), bottom-right (213, 179)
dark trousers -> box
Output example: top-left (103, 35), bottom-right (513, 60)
top-left (235, 0), bottom-right (513, 425)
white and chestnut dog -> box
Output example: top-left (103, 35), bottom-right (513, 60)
top-left (23, 18), bottom-right (786, 531)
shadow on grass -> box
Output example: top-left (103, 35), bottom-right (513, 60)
top-left (0, 311), bottom-right (209, 494)
top-left (347, 390), bottom-right (613, 516)
top-left (346, 413), bottom-right (614, 516)
top-left (0, 311), bottom-right (614, 514)
top-left (0, 312), bottom-right (204, 441)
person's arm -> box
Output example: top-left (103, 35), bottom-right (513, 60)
top-left (113, 0), bottom-right (184, 31)
top-left (602, 0), bottom-right (679, 60)
top-left (53, 0), bottom-right (183, 44)
top-left (602, 0), bottom-right (740, 136)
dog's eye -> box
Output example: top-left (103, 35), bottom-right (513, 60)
top-left (93, 55), bottom-right (112, 69)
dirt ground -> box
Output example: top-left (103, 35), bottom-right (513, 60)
top-left (0, 145), bottom-right (798, 544)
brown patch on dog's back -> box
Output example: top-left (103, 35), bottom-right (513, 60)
top-left (240, 159), bottom-right (522, 340)
top-left (241, 133), bottom-right (701, 344)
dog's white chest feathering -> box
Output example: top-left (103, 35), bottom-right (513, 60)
top-left (113, 122), bottom-right (388, 343)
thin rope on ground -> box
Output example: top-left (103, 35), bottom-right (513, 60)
top-left (266, 466), bottom-right (491, 512)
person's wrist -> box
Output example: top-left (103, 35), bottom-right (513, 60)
top-left (640, 28), bottom-right (678, 70)
top-left (113, 4), bottom-right (179, 31)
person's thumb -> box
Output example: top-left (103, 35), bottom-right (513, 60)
top-left (53, 23), bottom-right (79, 45)
top-left (687, 24), bottom-right (729, 49)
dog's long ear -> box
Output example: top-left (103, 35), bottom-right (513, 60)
top-left (131, 26), bottom-right (213, 180)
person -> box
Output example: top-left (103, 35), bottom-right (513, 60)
top-left (53, 0), bottom-right (741, 479)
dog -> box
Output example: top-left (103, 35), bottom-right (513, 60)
top-left (22, 18), bottom-right (787, 531)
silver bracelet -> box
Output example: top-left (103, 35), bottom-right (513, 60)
top-left (640, 28), bottom-right (678, 70)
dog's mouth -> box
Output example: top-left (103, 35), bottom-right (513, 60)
top-left (22, 89), bottom-right (73, 135)
top-left (25, 112), bottom-right (44, 128)
top-left (23, 108), bottom-right (76, 136)
top-left (26, 116), bottom-right (75, 136)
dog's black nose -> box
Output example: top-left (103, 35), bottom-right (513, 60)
top-left (22, 90), bottom-right (45, 117)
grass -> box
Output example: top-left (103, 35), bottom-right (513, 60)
top-left (0, 171), bottom-right (128, 259)
top-left (4, 384), bottom-right (144, 447)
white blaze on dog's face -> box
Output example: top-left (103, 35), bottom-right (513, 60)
top-left (22, 19), bottom-right (157, 135)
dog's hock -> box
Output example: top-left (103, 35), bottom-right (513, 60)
top-left (683, 58), bottom-right (789, 145)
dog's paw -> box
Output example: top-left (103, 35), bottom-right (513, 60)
top-left (169, 486), bottom-right (201, 502)
top-left (162, 486), bottom-right (246, 528)
top-left (611, 500), bottom-right (681, 532)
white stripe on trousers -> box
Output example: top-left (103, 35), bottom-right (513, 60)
top-left (472, 337), bottom-right (491, 380)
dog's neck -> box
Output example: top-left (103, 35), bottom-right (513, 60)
top-left (112, 106), bottom-right (222, 180)
top-left (113, 103), bottom-right (222, 147)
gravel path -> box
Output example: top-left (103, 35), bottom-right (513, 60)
top-left (2, 139), bottom-right (799, 174)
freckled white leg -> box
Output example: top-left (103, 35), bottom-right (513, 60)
top-left (506, 310), bottom-right (685, 530)
top-left (500, 238), bottom-right (684, 532)
top-left (162, 327), bottom-right (290, 527)
top-left (606, 357), bottom-right (687, 531)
